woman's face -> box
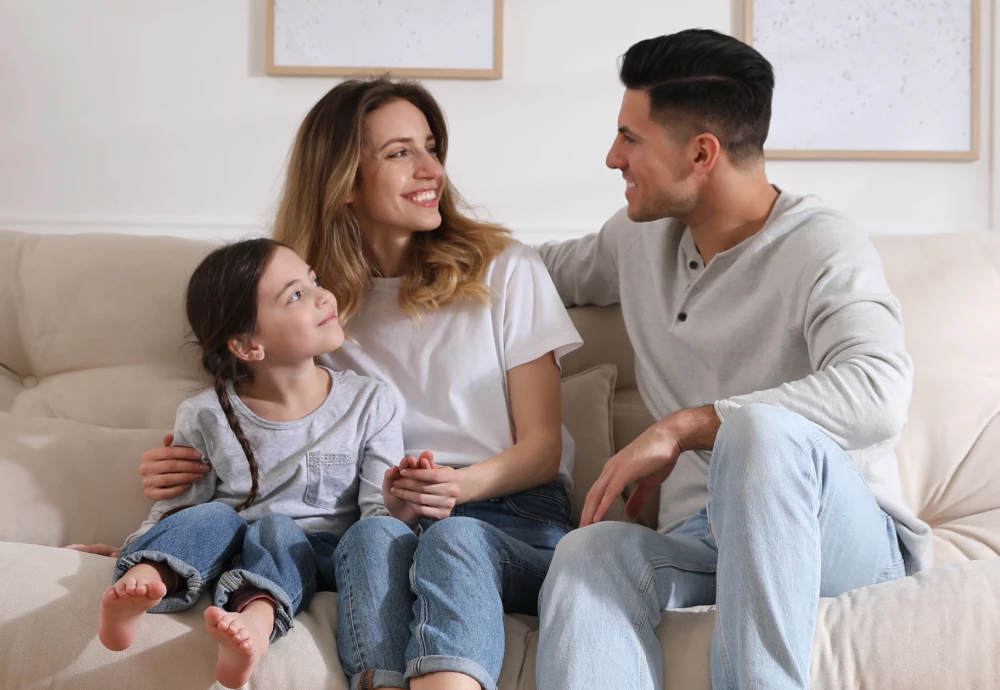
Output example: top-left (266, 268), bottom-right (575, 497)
top-left (349, 99), bottom-right (446, 241)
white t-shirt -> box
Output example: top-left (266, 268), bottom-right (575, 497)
top-left (322, 242), bottom-right (583, 490)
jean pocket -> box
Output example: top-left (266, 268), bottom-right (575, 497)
top-left (876, 560), bottom-right (906, 584)
top-left (503, 483), bottom-right (573, 529)
top-left (304, 452), bottom-right (356, 508)
top-left (876, 514), bottom-right (906, 583)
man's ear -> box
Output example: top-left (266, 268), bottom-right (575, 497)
top-left (691, 132), bottom-right (722, 175)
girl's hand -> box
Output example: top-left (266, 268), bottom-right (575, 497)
top-left (140, 434), bottom-right (209, 501)
top-left (65, 543), bottom-right (120, 558)
top-left (382, 460), bottom-right (422, 528)
top-left (391, 451), bottom-right (461, 520)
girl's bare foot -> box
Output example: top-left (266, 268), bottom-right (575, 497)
top-left (205, 603), bottom-right (273, 689)
top-left (98, 563), bottom-right (170, 651)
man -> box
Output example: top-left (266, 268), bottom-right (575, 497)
top-left (534, 28), bottom-right (931, 690)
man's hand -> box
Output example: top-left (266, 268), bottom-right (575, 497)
top-left (580, 405), bottom-right (721, 527)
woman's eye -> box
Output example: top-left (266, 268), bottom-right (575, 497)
top-left (389, 149), bottom-right (407, 158)
top-left (289, 291), bottom-right (302, 303)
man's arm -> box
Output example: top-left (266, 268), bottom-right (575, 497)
top-left (534, 207), bottom-right (629, 307)
top-left (715, 233), bottom-right (913, 451)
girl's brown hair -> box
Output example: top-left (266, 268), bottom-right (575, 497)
top-left (273, 78), bottom-right (511, 324)
top-left (184, 238), bottom-right (287, 512)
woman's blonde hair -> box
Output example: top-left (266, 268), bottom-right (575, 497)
top-left (273, 78), bottom-right (511, 324)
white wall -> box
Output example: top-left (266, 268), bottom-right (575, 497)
top-left (0, 0), bottom-right (994, 242)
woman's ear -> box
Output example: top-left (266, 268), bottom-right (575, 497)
top-left (228, 336), bottom-right (264, 362)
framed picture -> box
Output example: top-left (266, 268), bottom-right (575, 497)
top-left (267, 0), bottom-right (504, 80)
top-left (745, 0), bottom-right (980, 160)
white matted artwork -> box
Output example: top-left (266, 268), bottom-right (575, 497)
top-left (268, 0), bottom-right (503, 79)
top-left (745, 0), bottom-right (980, 160)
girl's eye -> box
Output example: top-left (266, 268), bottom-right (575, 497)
top-left (389, 149), bottom-right (407, 158)
top-left (312, 277), bottom-right (320, 287)
top-left (289, 290), bottom-right (302, 303)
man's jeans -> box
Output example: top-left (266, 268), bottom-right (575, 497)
top-left (537, 404), bottom-right (906, 690)
top-left (335, 481), bottom-right (573, 690)
top-left (116, 502), bottom-right (338, 641)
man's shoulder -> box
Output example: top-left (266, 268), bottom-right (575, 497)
top-left (770, 194), bottom-right (879, 264)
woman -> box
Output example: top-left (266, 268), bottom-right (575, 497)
top-left (139, 78), bottom-right (581, 690)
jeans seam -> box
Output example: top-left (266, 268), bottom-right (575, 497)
top-left (337, 545), bottom-right (368, 674)
top-left (408, 560), bottom-right (428, 661)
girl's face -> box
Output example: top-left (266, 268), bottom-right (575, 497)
top-left (245, 246), bottom-right (345, 363)
top-left (349, 99), bottom-right (446, 241)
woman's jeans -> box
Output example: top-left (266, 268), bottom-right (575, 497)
top-left (334, 481), bottom-right (573, 690)
top-left (115, 502), bottom-right (339, 642)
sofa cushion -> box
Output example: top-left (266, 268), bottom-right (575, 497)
top-left (0, 412), bottom-right (163, 548)
top-left (561, 364), bottom-right (624, 526)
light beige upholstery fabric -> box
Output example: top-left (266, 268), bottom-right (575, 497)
top-left (1, 229), bottom-right (998, 689)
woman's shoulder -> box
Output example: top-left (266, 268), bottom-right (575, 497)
top-left (486, 240), bottom-right (549, 280)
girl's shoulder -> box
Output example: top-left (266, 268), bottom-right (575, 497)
top-left (172, 387), bottom-right (227, 436)
top-left (323, 367), bottom-right (395, 402)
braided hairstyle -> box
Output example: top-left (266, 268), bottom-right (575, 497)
top-left (185, 238), bottom-right (287, 512)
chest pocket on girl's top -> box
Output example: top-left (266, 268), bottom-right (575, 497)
top-left (304, 452), bottom-right (357, 508)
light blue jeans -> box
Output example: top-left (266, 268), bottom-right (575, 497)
top-left (335, 481), bottom-right (573, 690)
top-left (116, 502), bottom-right (339, 642)
top-left (537, 404), bottom-right (906, 690)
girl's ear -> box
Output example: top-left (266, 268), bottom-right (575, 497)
top-left (228, 337), bottom-right (264, 362)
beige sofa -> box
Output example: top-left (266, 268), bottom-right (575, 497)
top-left (1, 228), bottom-right (998, 690)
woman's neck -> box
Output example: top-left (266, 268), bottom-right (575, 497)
top-left (237, 361), bottom-right (331, 422)
top-left (363, 228), bottom-right (414, 278)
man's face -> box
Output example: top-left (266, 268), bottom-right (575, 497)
top-left (606, 89), bottom-right (700, 222)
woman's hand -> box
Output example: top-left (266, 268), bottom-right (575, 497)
top-left (65, 543), bottom-right (120, 558)
top-left (390, 451), bottom-right (461, 521)
top-left (140, 434), bottom-right (209, 501)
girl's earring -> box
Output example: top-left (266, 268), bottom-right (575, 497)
top-left (256, 351), bottom-right (264, 360)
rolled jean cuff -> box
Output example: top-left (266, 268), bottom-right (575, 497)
top-left (214, 569), bottom-right (302, 643)
top-left (114, 550), bottom-right (207, 613)
top-left (405, 655), bottom-right (496, 690)
top-left (350, 669), bottom-right (409, 690)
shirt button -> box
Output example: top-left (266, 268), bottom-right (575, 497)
top-left (689, 261), bottom-right (699, 269)
top-left (678, 312), bottom-right (688, 322)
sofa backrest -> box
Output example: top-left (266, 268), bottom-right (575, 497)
top-left (1, 229), bottom-right (998, 566)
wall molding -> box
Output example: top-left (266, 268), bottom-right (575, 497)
top-left (0, 214), bottom-right (992, 241)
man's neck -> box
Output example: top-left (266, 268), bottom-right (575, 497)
top-left (682, 170), bottom-right (780, 266)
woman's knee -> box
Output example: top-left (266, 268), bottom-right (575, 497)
top-left (337, 516), bottom-right (416, 560)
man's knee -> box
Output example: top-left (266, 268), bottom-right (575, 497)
top-left (713, 403), bottom-right (823, 493)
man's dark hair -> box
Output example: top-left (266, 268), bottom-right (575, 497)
top-left (619, 29), bottom-right (775, 165)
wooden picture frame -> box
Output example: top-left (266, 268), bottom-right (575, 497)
top-left (745, 0), bottom-right (980, 161)
top-left (267, 0), bottom-right (504, 80)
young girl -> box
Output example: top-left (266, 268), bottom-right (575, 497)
top-left (141, 79), bottom-right (582, 690)
top-left (73, 238), bottom-right (411, 689)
